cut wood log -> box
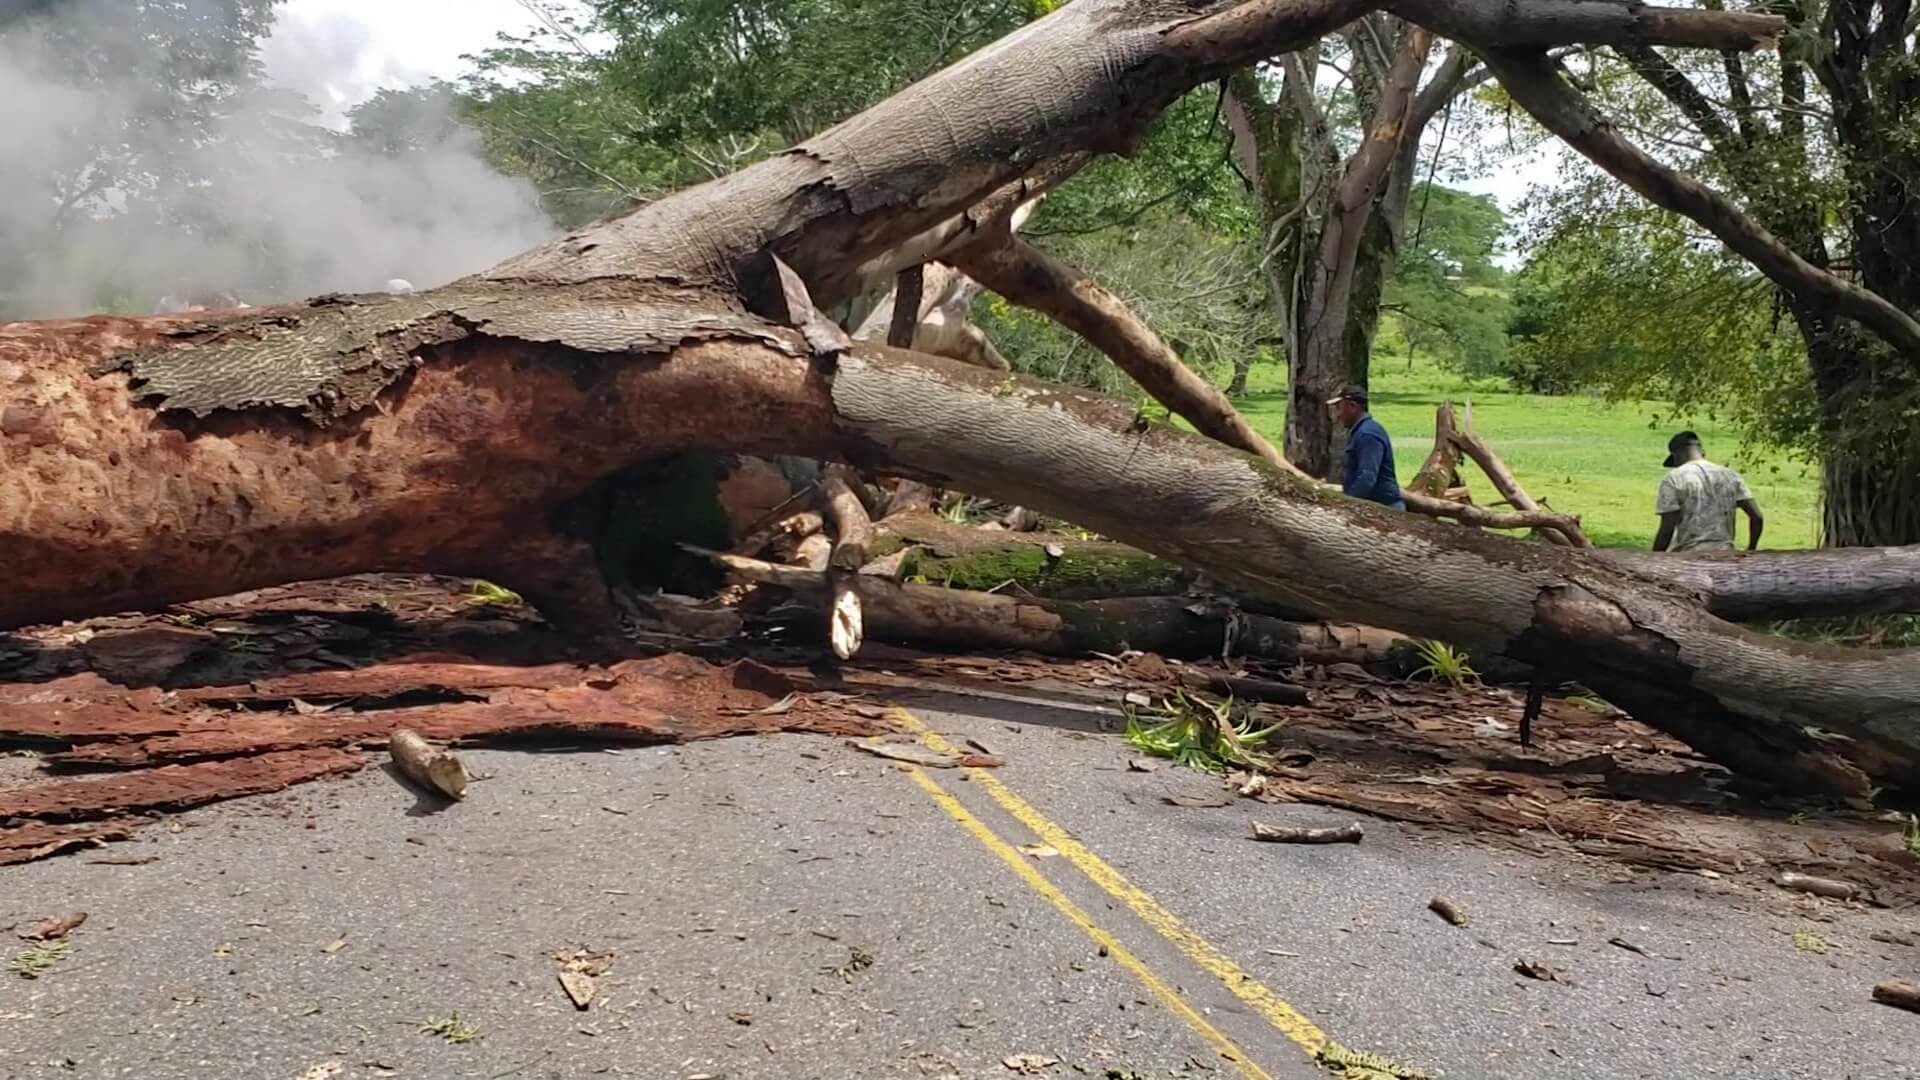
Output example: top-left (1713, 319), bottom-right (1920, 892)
top-left (389, 728), bottom-right (469, 801)
top-left (1251, 822), bottom-right (1364, 844)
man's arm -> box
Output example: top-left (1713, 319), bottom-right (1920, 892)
top-left (1653, 511), bottom-right (1681, 552)
top-left (1737, 498), bottom-right (1764, 551)
top-left (1653, 473), bottom-right (1683, 551)
top-left (1343, 432), bottom-right (1383, 499)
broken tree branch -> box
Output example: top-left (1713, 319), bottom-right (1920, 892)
top-left (1252, 821), bottom-right (1365, 843)
top-left (948, 235), bottom-right (1303, 478)
top-left (822, 466), bottom-right (874, 659)
top-left (1451, 403), bottom-right (1590, 547)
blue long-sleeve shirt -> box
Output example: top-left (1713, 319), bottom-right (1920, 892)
top-left (1342, 414), bottom-right (1404, 509)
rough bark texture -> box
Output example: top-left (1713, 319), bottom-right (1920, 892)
top-left (16, 0), bottom-right (1909, 802)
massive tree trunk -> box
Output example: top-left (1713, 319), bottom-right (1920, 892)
top-left (14, 0), bottom-right (1914, 801)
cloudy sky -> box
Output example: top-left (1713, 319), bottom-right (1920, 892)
top-left (260, 0), bottom-right (1559, 212)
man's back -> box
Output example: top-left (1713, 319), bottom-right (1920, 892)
top-left (1342, 414), bottom-right (1403, 508)
top-left (1656, 460), bottom-right (1753, 551)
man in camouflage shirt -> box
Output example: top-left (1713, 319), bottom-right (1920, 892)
top-left (1653, 431), bottom-right (1765, 553)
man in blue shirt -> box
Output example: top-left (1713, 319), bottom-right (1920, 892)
top-left (1327, 384), bottom-right (1404, 509)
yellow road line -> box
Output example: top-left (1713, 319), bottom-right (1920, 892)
top-left (893, 708), bottom-right (1331, 1057)
top-left (897, 762), bottom-right (1276, 1080)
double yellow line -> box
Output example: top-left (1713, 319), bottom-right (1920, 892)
top-left (886, 709), bottom-right (1330, 1080)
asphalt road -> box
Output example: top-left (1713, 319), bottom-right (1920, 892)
top-left (3, 687), bottom-right (1917, 1080)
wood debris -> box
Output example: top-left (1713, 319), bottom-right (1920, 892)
top-left (1428, 897), bottom-right (1467, 927)
top-left (20, 913), bottom-right (86, 941)
top-left (388, 728), bottom-right (468, 801)
top-left (1251, 822), bottom-right (1363, 844)
top-left (1513, 958), bottom-right (1558, 982)
top-left (1777, 872), bottom-right (1861, 901)
top-left (1872, 981), bottom-right (1920, 1014)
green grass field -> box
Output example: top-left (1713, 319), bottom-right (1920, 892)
top-left (1232, 358), bottom-right (1822, 551)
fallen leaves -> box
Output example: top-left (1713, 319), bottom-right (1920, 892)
top-left (420, 1013), bottom-right (482, 1043)
top-left (850, 739), bottom-right (1005, 769)
top-left (824, 945), bottom-right (874, 983)
top-left (20, 912), bottom-right (86, 941)
top-left (1512, 958), bottom-right (1558, 982)
top-left (554, 949), bottom-right (613, 1010)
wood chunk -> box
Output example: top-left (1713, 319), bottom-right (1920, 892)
top-left (1777, 872), bottom-right (1860, 901)
top-left (1873, 981), bottom-right (1920, 1014)
top-left (389, 728), bottom-right (468, 800)
top-left (1250, 822), bottom-right (1363, 844)
top-left (1428, 896), bottom-right (1467, 926)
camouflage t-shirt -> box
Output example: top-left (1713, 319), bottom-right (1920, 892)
top-left (1655, 460), bottom-right (1754, 552)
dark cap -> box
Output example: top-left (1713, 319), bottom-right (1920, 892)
top-left (1663, 430), bottom-right (1701, 469)
top-left (1325, 384), bottom-right (1369, 407)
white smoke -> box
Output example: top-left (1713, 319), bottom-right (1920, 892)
top-left (0, 0), bottom-right (557, 320)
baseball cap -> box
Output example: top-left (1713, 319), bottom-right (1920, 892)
top-left (1325, 384), bottom-right (1369, 407)
top-left (1663, 431), bottom-right (1701, 468)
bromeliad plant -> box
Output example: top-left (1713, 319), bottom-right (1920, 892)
top-left (1123, 689), bottom-right (1286, 773)
top-left (1410, 639), bottom-right (1480, 689)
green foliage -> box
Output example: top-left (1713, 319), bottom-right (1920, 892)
top-left (1123, 690), bottom-right (1286, 773)
top-left (467, 580), bottom-right (524, 607)
top-left (460, 0), bottom-right (1032, 226)
top-left (1385, 184), bottom-right (1514, 378)
top-left (10, 938), bottom-right (71, 980)
top-left (1316, 1040), bottom-right (1429, 1080)
top-left (421, 1013), bottom-right (482, 1043)
top-left (980, 215), bottom-right (1275, 393)
top-left (1791, 928), bottom-right (1826, 953)
top-left (1505, 196), bottom-right (1814, 453)
top-left (1903, 815), bottom-right (1919, 858)
top-left (1764, 614), bottom-right (1920, 650)
top-left (1409, 640), bottom-right (1479, 688)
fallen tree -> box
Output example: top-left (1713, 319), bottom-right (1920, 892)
top-left (5, 0), bottom-right (1918, 798)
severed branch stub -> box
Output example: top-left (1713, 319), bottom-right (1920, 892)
top-left (822, 467), bottom-right (873, 660)
top-left (1251, 821), bottom-right (1363, 844)
top-left (389, 728), bottom-right (468, 801)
